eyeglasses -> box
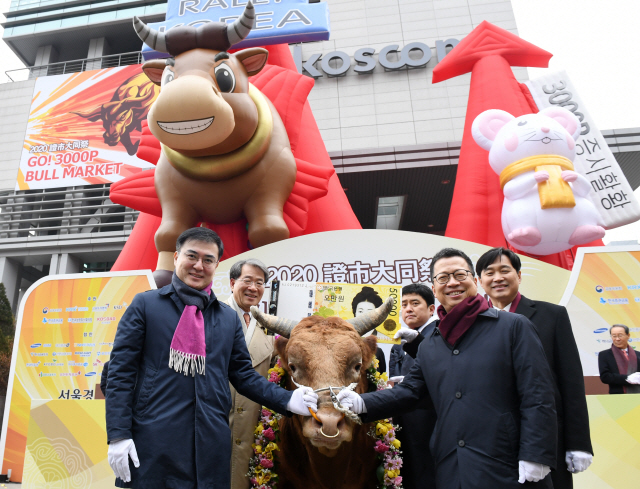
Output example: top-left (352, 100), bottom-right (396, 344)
top-left (611, 334), bottom-right (628, 339)
top-left (433, 269), bottom-right (473, 285)
top-left (181, 252), bottom-right (218, 268)
top-left (237, 278), bottom-right (265, 288)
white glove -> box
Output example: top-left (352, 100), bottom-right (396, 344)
top-left (388, 376), bottom-right (404, 384)
top-left (518, 461), bottom-right (550, 483)
top-left (287, 386), bottom-right (318, 415)
top-left (565, 450), bottom-right (592, 473)
top-left (626, 372), bottom-right (640, 384)
top-left (336, 389), bottom-right (367, 414)
top-left (108, 439), bottom-right (139, 482)
top-left (394, 329), bottom-right (419, 344)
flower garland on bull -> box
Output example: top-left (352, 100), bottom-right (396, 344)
top-left (248, 356), bottom-right (403, 489)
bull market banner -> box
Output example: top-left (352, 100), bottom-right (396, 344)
top-left (16, 65), bottom-right (158, 191)
top-left (0, 271), bottom-right (155, 483)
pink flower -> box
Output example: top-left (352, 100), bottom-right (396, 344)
top-left (262, 408), bottom-right (272, 417)
top-left (263, 427), bottom-right (276, 441)
top-left (260, 458), bottom-right (274, 469)
top-left (394, 476), bottom-right (403, 486)
top-left (374, 440), bottom-right (390, 453)
top-left (250, 478), bottom-right (257, 485)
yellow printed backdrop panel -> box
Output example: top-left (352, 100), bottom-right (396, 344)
top-left (314, 283), bottom-right (401, 344)
top-left (564, 251), bottom-right (640, 376)
top-left (573, 394), bottom-right (640, 489)
top-left (0, 272), bottom-right (154, 482)
top-left (22, 400), bottom-right (113, 488)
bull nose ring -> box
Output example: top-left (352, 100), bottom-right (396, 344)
top-left (320, 427), bottom-right (340, 438)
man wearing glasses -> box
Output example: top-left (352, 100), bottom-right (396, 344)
top-left (225, 258), bottom-right (275, 489)
top-left (338, 248), bottom-right (557, 488)
top-left (105, 228), bottom-right (317, 489)
top-left (598, 324), bottom-right (640, 394)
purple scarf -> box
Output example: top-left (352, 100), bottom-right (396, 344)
top-left (611, 345), bottom-right (639, 394)
top-left (168, 273), bottom-right (212, 376)
top-left (437, 294), bottom-right (489, 346)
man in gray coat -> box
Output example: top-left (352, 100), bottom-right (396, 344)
top-left (106, 228), bottom-right (317, 488)
top-left (338, 248), bottom-right (557, 489)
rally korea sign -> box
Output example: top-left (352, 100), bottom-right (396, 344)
top-left (142, 0), bottom-right (330, 61)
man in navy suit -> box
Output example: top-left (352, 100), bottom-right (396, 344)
top-left (476, 247), bottom-right (593, 489)
top-left (388, 284), bottom-right (437, 489)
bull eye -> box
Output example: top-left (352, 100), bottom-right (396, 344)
top-left (161, 68), bottom-right (174, 88)
top-left (288, 363), bottom-right (296, 373)
top-left (355, 364), bottom-right (362, 373)
top-left (214, 63), bottom-right (236, 93)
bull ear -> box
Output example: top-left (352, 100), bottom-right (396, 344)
top-left (362, 336), bottom-right (377, 368)
top-left (235, 48), bottom-right (269, 76)
top-left (275, 336), bottom-right (288, 360)
top-left (70, 106), bottom-right (102, 122)
top-left (142, 59), bottom-right (168, 85)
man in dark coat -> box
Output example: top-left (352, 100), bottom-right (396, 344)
top-left (388, 283), bottom-right (437, 489)
top-left (476, 247), bottom-right (593, 489)
top-left (338, 248), bottom-right (557, 489)
top-left (598, 324), bottom-right (640, 394)
top-left (105, 227), bottom-right (317, 489)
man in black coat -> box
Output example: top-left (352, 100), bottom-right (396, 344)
top-left (388, 283), bottom-right (437, 489)
top-left (339, 248), bottom-right (557, 488)
top-left (476, 247), bottom-right (593, 489)
top-left (105, 228), bottom-right (317, 488)
top-left (598, 324), bottom-right (640, 394)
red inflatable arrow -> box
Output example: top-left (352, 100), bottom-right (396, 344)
top-left (433, 21), bottom-right (601, 270)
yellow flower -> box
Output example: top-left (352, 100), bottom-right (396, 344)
top-left (376, 422), bottom-right (389, 436)
top-left (269, 418), bottom-right (278, 427)
top-left (380, 372), bottom-right (388, 382)
top-left (264, 442), bottom-right (279, 453)
top-left (256, 473), bottom-right (272, 484)
top-left (374, 371), bottom-right (381, 380)
top-left (373, 357), bottom-right (380, 369)
top-left (386, 469), bottom-right (400, 479)
top-left (391, 439), bottom-right (401, 449)
top-left (254, 424), bottom-right (264, 435)
top-left (252, 444), bottom-right (262, 454)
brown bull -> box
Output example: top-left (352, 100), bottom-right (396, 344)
top-left (71, 72), bottom-right (159, 155)
top-left (133, 1), bottom-right (297, 286)
top-left (251, 298), bottom-right (395, 489)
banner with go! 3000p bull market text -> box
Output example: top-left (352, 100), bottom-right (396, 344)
top-left (0, 271), bottom-right (155, 483)
top-left (16, 65), bottom-right (159, 191)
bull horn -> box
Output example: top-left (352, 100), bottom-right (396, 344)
top-left (226, 0), bottom-right (255, 46)
top-left (347, 296), bottom-right (395, 336)
top-left (133, 16), bottom-right (169, 53)
top-left (251, 306), bottom-right (297, 338)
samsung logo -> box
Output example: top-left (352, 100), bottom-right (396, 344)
top-left (85, 372), bottom-right (97, 377)
top-left (594, 328), bottom-right (608, 334)
top-left (30, 343), bottom-right (42, 348)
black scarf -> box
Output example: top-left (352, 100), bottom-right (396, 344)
top-left (171, 272), bottom-right (212, 311)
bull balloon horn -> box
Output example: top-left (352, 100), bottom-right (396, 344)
top-left (251, 306), bottom-right (298, 338)
top-left (133, 16), bottom-right (168, 53)
top-left (227, 0), bottom-right (255, 45)
top-left (347, 296), bottom-right (395, 336)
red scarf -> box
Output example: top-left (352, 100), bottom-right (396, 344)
top-left (612, 344), bottom-right (639, 394)
top-left (437, 294), bottom-right (489, 346)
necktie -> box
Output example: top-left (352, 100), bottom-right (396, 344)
top-left (243, 313), bottom-right (250, 328)
top-left (622, 348), bottom-right (629, 361)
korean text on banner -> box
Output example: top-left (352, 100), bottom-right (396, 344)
top-left (525, 70), bottom-right (640, 229)
top-left (0, 271), bottom-right (155, 483)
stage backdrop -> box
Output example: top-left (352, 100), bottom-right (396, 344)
top-left (0, 271), bottom-right (155, 482)
top-left (16, 65), bottom-right (158, 190)
top-left (560, 246), bottom-right (640, 390)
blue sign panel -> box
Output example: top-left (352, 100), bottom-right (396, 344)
top-left (142, 0), bottom-right (330, 61)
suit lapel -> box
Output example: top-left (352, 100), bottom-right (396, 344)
top-left (248, 327), bottom-right (273, 368)
top-left (515, 295), bottom-right (536, 320)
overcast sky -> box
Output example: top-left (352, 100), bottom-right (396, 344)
top-left (0, 0), bottom-right (638, 241)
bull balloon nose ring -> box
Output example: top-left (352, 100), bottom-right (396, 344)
top-left (320, 427), bottom-right (340, 438)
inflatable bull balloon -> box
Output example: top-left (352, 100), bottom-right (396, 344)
top-left (133, 1), bottom-right (296, 285)
top-left (472, 106), bottom-right (605, 256)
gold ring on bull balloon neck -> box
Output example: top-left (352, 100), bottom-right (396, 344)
top-left (162, 83), bottom-right (273, 181)
top-left (320, 427), bottom-right (340, 438)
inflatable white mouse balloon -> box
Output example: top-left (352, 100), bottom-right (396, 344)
top-left (472, 106), bottom-right (605, 255)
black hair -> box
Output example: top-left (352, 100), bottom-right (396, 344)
top-left (351, 286), bottom-right (383, 316)
top-left (176, 227), bottom-right (224, 259)
top-left (475, 247), bottom-right (522, 276)
top-left (402, 283), bottom-right (435, 306)
top-left (610, 324), bottom-right (630, 335)
top-left (229, 258), bottom-right (268, 281)
top-left (430, 247), bottom-right (475, 280)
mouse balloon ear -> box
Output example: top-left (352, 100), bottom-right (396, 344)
top-left (539, 106), bottom-right (581, 141)
top-left (472, 109), bottom-right (515, 151)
